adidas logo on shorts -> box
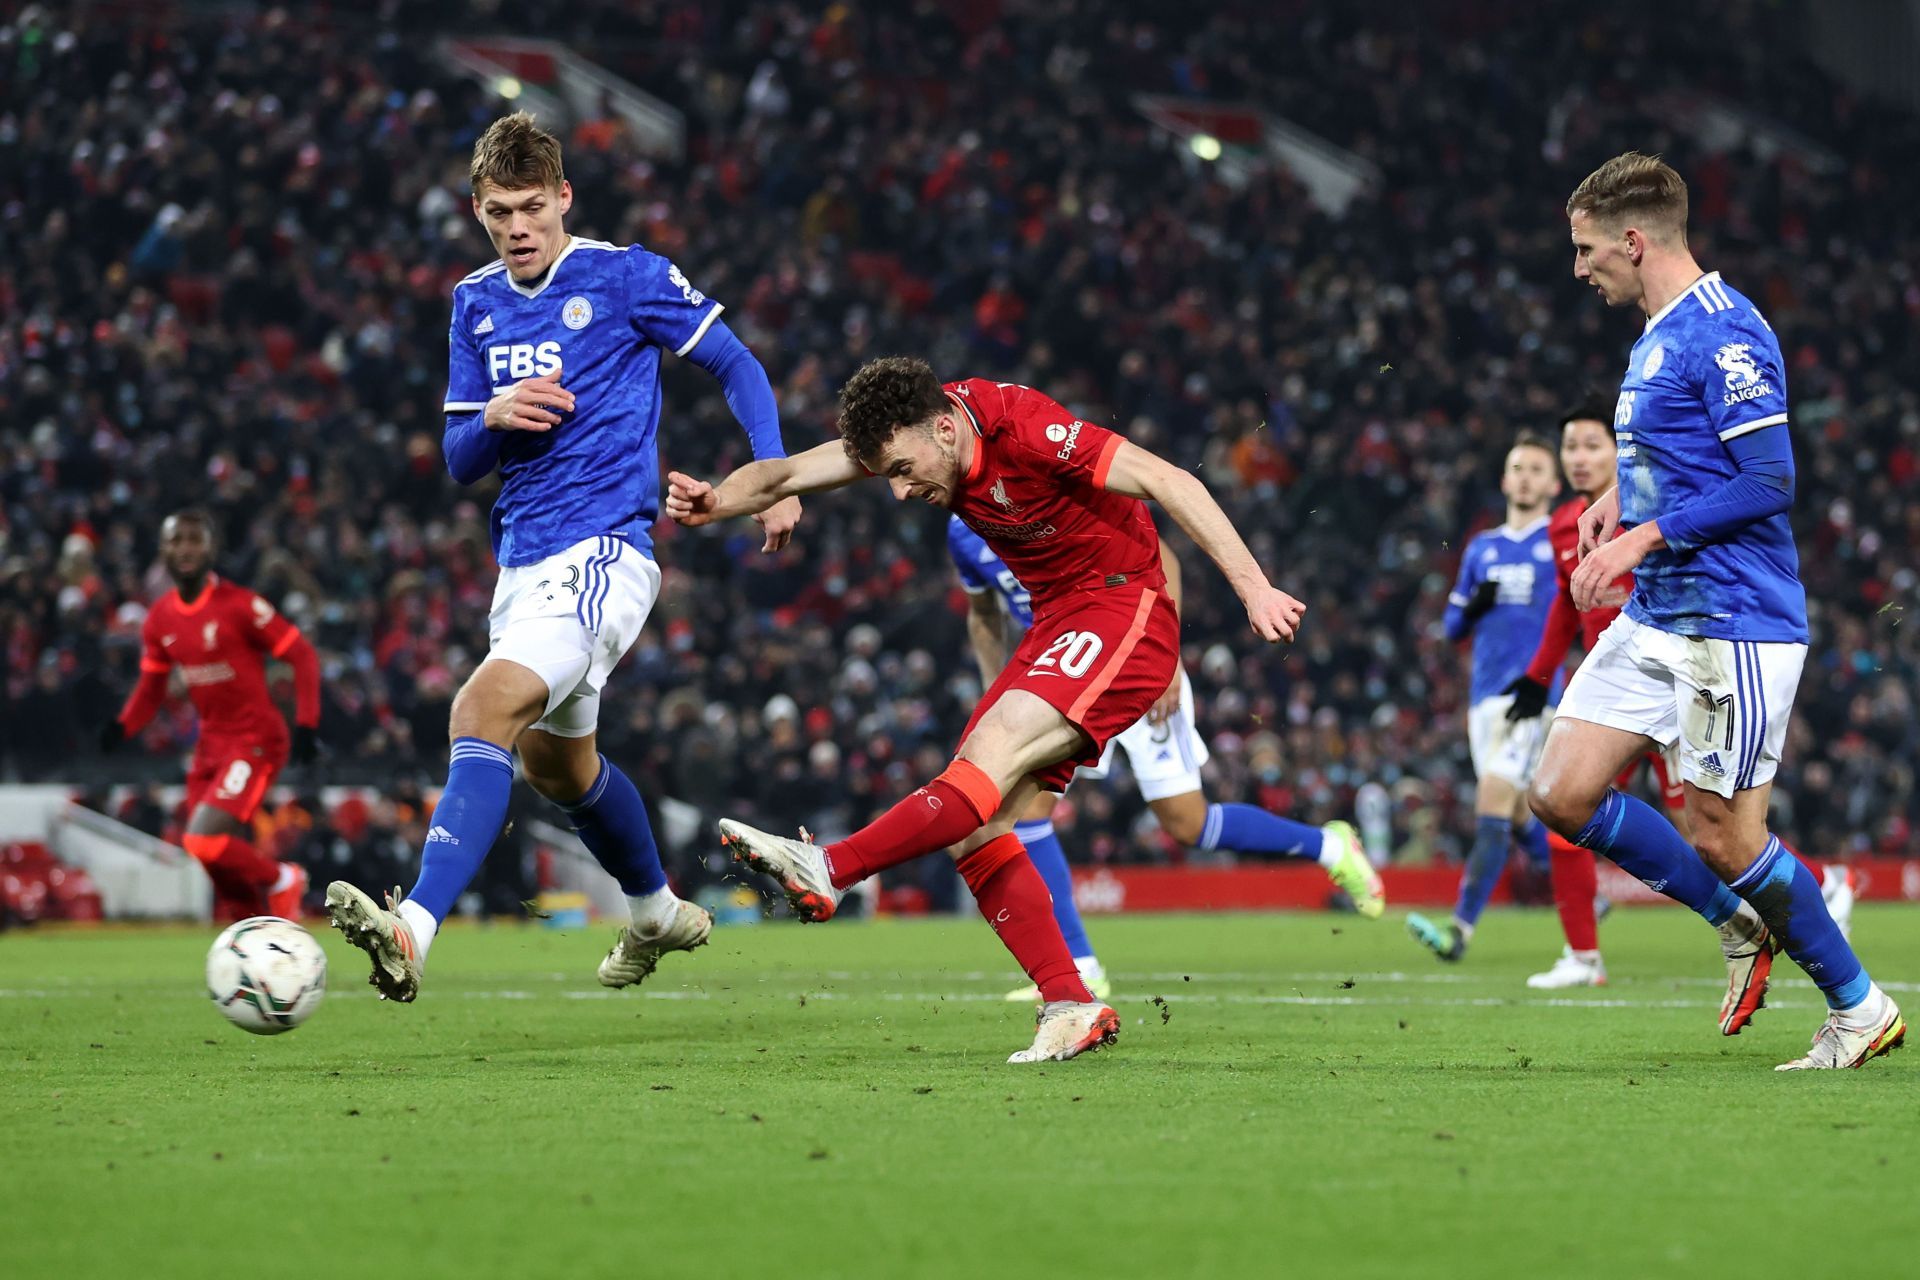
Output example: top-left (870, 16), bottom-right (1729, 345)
top-left (1699, 753), bottom-right (1726, 777)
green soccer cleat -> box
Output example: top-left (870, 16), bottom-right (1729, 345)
top-left (1003, 974), bottom-right (1113, 1004)
top-left (1406, 912), bottom-right (1466, 962)
top-left (1321, 821), bottom-right (1385, 918)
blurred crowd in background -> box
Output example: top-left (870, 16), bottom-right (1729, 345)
top-left (5, 1), bottom-right (1915, 908)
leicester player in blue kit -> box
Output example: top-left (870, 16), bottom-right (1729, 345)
top-left (1530, 153), bottom-right (1902, 1069)
top-left (950, 517), bottom-right (1383, 1003)
top-left (1407, 436), bottom-right (1560, 962)
top-left (325, 113), bottom-right (799, 1002)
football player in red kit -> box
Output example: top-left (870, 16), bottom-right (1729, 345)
top-left (667, 357), bottom-right (1304, 1064)
top-left (1504, 405), bottom-right (1852, 993)
top-left (100, 510), bottom-right (322, 921)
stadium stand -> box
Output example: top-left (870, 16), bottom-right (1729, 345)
top-left (4, 2), bottom-right (1915, 916)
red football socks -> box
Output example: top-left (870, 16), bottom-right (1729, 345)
top-left (957, 833), bottom-right (1094, 1004)
top-left (823, 759), bottom-right (1002, 890)
top-left (185, 832), bottom-right (279, 920)
top-left (1549, 832), bottom-right (1600, 952)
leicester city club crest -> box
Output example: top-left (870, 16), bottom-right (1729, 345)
top-left (562, 296), bottom-right (593, 330)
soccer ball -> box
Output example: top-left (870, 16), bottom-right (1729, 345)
top-left (206, 916), bottom-right (328, 1035)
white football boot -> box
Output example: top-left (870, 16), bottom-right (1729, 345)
top-left (1716, 905), bottom-right (1779, 1036)
top-left (325, 882), bottom-right (423, 1002)
top-left (718, 819), bottom-right (843, 922)
top-left (1777, 986), bottom-right (1906, 1070)
top-left (597, 899), bottom-right (713, 989)
top-left (1526, 946), bottom-right (1608, 989)
top-left (1007, 1001), bottom-right (1120, 1064)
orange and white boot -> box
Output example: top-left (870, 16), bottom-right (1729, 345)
top-left (718, 819), bottom-right (843, 922)
top-left (1007, 1001), bottom-right (1120, 1064)
top-left (325, 882), bottom-right (423, 1002)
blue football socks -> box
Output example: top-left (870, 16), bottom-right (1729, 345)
top-left (1514, 816), bottom-right (1551, 869)
top-left (407, 736), bottom-right (515, 921)
top-left (1197, 803), bottom-right (1325, 862)
top-left (1015, 819), bottom-right (1093, 961)
top-left (1454, 815), bottom-right (1511, 929)
top-left (1575, 789), bottom-right (1741, 925)
top-left (1729, 835), bottom-right (1871, 1010)
top-left (558, 754), bottom-right (668, 898)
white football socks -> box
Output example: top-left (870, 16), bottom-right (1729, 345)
top-left (396, 900), bottom-right (439, 960)
top-left (629, 886), bottom-right (679, 934)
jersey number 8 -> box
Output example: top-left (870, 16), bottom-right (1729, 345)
top-left (216, 760), bottom-right (254, 799)
top-left (1031, 630), bottom-right (1104, 679)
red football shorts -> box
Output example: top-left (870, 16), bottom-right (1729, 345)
top-left (186, 737), bottom-right (287, 824)
top-left (962, 586), bottom-right (1180, 793)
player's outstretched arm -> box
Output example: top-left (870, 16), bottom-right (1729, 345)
top-left (681, 320), bottom-right (803, 551)
top-left (666, 440), bottom-right (863, 526)
top-left (1100, 440), bottom-right (1304, 643)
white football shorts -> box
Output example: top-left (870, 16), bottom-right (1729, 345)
top-left (1080, 669), bottom-right (1210, 802)
top-left (486, 533), bottom-right (661, 738)
top-left (1555, 613), bottom-right (1804, 799)
top-left (1468, 694), bottom-right (1552, 789)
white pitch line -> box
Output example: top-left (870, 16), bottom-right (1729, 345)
top-left (0, 986), bottom-right (1813, 1014)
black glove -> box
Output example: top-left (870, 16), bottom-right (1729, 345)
top-left (98, 721), bottom-right (126, 754)
top-left (1503, 674), bottom-right (1550, 723)
top-left (290, 725), bottom-right (320, 766)
top-left (1460, 579), bottom-right (1500, 625)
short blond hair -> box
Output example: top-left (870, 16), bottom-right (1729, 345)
top-left (470, 112), bottom-right (564, 196)
top-left (1567, 151), bottom-right (1688, 240)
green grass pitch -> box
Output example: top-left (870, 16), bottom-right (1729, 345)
top-left (4, 905), bottom-right (1914, 1279)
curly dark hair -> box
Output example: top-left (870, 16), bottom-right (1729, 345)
top-left (837, 356), bottom-right (948, 464)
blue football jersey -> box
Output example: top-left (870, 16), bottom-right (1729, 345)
top-left (1613, 271), bottom-right (1807, 642)
top-left (1444, 517), bottom-right (1560, 705)
top-left (947, 516), bottom-right (1033, 631)
top-left (443, 237), bottom-right (730, 567)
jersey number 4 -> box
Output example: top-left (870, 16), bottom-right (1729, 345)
top-left (1031, 630), bottom-right (1103, 679)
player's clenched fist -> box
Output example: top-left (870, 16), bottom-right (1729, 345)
top-left (1244, 585), bottom-right (1306, 643)
top-left (485, 361), bottom-right (575, 433)
top-left (665, 471), bottom-right (718, 526)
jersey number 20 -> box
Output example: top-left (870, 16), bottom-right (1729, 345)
top-left (1031, 630), bottom-right (1103, 678)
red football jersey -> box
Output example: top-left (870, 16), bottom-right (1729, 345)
top-left (944, 379), bottom-right (1164, 615)
top-left (137, 576), bottom-right (300, 745)
top-left (1525, 496), bottom-right (1636, 684)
